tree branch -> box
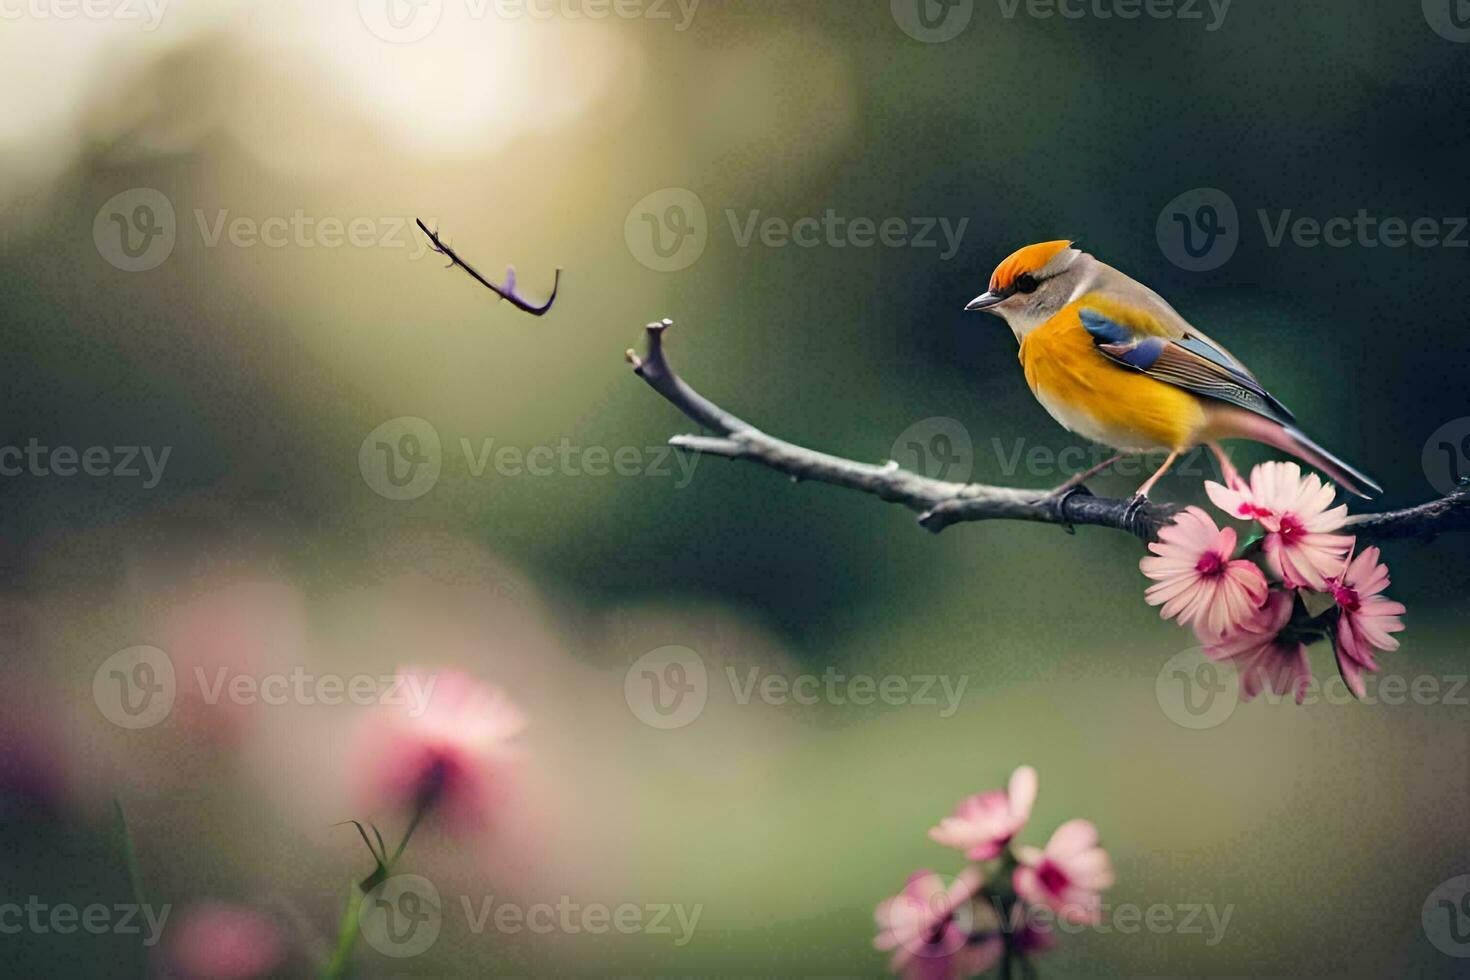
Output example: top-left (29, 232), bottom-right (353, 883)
top-left (626, 319), bottom-right (1470, 543)
top-left (415, 219), bottom-right (561, 316)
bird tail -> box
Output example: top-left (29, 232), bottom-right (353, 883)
top-left (1210, 408), bottom-right (1382, 499)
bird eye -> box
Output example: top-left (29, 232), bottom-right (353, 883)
top-left (1015, 272), bottom-right (1040, 294)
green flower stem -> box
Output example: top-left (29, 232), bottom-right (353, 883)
top-left (321, 883), bottom-right (364, 980)
top-left (319, 802), bottom-right (431, 979)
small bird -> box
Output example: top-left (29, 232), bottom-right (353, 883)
top-left (965, 240), bottom-right (1380, 499)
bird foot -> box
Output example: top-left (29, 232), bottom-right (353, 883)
top-left (1122, 493), bottom-right (1150, 531)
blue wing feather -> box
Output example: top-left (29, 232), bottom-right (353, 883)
top-left (1078, 306), bottom-right (1296, 425)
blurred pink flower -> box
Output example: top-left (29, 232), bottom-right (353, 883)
top-left (1012, 819), bottom-right (1113, 926)
top-left (1140, 507), bottom-right (1267, 640)
top-left (355, 667), bottom-right (525, 834)
top-left (1330, 546), bottom-right (1406, 698)
top-left (156, 579), bottom-right (308, 745)
top-left (874, 868), bottom-right (999, 980)
top-left (1203, 590), bottom-right (1311, 704)
top-left (168, 902), bottom-right (285, 980)
top-left (0, 680), bottom-right (69, 818)
top-left (928, 765), bottom-right (1038, 860)
top-left (1206, 461), bottom-right (1354, 590)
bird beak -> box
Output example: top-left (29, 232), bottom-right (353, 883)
top-left (964, 291), bottom-right (1005, 312)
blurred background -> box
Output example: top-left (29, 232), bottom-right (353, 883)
top-left (3, 0), bottom-right (1469, 975)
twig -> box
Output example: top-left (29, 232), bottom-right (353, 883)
top-left (415, 219), bottom-right (560, 316)
top-left (626, 319), bottom-right (1470, 543)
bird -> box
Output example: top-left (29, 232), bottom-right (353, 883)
top-left (964, 240), bottom-right (1380, 500)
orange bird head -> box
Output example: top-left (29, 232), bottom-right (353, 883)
top-left (964, 240), bottom-right (1087, 335)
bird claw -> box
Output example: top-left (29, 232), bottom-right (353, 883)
top-left (1122, 493), bottom-right (1149, 531)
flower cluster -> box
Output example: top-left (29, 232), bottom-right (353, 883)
top-left (874, 766), bottom-right (1112, 979)
top-left (1140, 462), bottom-right (1406, 702)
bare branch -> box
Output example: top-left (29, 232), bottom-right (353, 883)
top-left (415, 219), bottom-right (560, 316)
top-left (627, 319), bottom-right (1470, 543)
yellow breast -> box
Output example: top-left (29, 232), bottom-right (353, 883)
top-left (1018, 300), bottom-right (1206, 452)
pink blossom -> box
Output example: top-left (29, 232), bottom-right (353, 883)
top-left (0, 679), bottom-right (70, 819)
top-left (1330, 546), bottom-right (1406, 698)
top-left (1206, 461), bottom-right (1354, 590)
top-left (1012, 819), bottom-right (1114, 925)
top-left (928, 765), bottom-right (1038, 860)
top-left (874, 868), bottom-right (1000, 980)
top-left (1204, 590), bottom-right (1311, 704)
top-left (355, 667), bottom-right (525, 834)
top-left (1140, 507), bottom-right (1268, 640)
top-left (168, 902), bottom-right (286, 980)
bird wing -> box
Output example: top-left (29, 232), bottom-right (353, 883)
top-left (1077, 306), bottom-right (1297, 426)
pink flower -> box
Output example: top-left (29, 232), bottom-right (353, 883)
top-left (168, 902), bottom-right (286, 980)
top-left (1140, 507), bottom-right (1268, 641)
top-left (928, 765), bottom-right (1038, 860)
top-left (1206, 462), bottom-right (1354, 590)
top-left (874, 868), bottom-right (1000, 980)
top-left (355, 667), bottom-right (525, 834)
top-left (1203, 590), bottom-right (1311, 704)
top-left (1330, 546), bottom-right (1406, 698)
top-left (1012, 819), bottom-right (1114, 925)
